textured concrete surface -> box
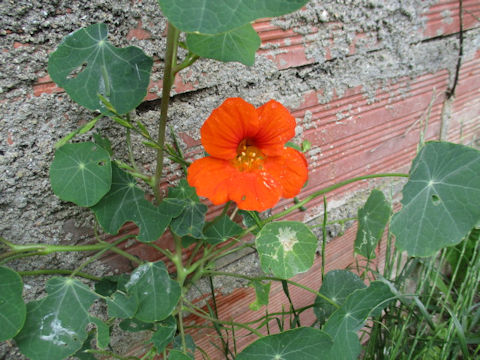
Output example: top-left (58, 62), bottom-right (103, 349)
top-left (1, 0), bottom-right (480, 358)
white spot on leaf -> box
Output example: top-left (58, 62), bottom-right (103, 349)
top-left (276, 227), bottom-right (298, 252)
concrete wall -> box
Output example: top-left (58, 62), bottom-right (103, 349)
top-left (1, 0), bottom-right (480, 358)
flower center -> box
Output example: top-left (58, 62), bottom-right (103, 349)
top-left (233, 139), bottom-right (265, 171)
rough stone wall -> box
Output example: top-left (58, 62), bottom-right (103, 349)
top-left (1, 0), bottom-right (480, 358)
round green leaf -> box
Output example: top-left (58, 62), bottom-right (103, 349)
top-left (50, 142), bottom-right (112, 207)
top-left (236, 327), bottom-right (333, 360)
top-left (15, 277), bottom-right (98, 360)
top-left (203, 214), bottom-right (243, 245)
top-left (157, 0), bottom-right (310, 35)
top-left (314, 270), bottom-right (366, 324)
top-left (255, 221), bottom-right (317, 279)
top-left (48, 23), bottom-right (153, 115)
top-left (391, 142), bottom-right (480, 256)
top-left (125, 261), bottom-right (181, 322)
top-left (0, 267), bottom-right (26, 341)
top-left (186, 24), bottom-right (261, 66)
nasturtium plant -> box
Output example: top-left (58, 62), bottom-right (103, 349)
top-left (50, 142), bottom-right (112, 207)
top-left (354, 189), bottom-right (391, 259)
top-left (0, 266), bottom-right (26, 341)
top-left (256, 221), bottom-right (317, 279)
top-left (391, 142), bottom-right (480, 256)
top-left (5, 1), bottom-right (480, 359)
top-left (48, 23), bottom-right (153, 115)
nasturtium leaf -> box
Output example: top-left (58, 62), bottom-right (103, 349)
top-left (170, 200), bottom-right (207, 238)
top-left (391, 142), bottom-right (480, 257)
top-left (186, 24), bottom-right (261, 66)
top-left (354, 189), bottom-right (391, 259)
top-left (236, 327), bottom-right (333, 360)
top-left (50, 142), bottom-right (112, 207)
top-left (248, 280), bottom-right (271, 311)
top-left (204, 214), bottom-right (243, 244)
top-left (157, 0), bottom-right (310, 35)
top-left (0, 266), bottom-right (26, 341)
top-left (256, 221), bottom-right (317, 279)
top-left (125, 261), bottom-right (181, 322)
top-left (15, 277), bottom-right (98, 360)
top-left (168, 179), bottom-right (199, 200)
top-left (107, 291), bottom-right (137, 319)
top-left (119, 318), bottom-right (154, 332)
top-left (88, 316), bottom-right (109, 349)
top-left (149, 316), bottom-right (177, 353)
top-left (314, 270), bottom-right (366, 324)
top-left (91, 164), bottom-right (184, 242)
top-left (48, 23), bottom-right (153, 115)
top-left (169, 180), bottom-right (207, 238)
top-left (323, 281), bottom-right (394, 360)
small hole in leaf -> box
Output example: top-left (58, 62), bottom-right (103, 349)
top-left (98, 161), bottom-right (105, 166)
top-left (431, 194), bottom-right (441, 205)
top-left (67, 62), bottom-right (87, 80)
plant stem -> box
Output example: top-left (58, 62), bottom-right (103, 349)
top-left (18, 269), bottom-right (100, 281)
top-left (70, 236), bottom-right (133, 277)
top-left (153, 22), bottom-right (180, 202)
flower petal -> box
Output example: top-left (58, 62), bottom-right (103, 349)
top-left (201, 98), bottom-right (259, 160)
top-left (228, 170), bottom-right (282, 211)
top-left (264, 147), bottom-right (308, 198)
top-left (187, 157), bottom-right (283, 211)
top-left (187, 157), bottom-right (236, 205)
top-left (255, 100), bottom-right (296, 156)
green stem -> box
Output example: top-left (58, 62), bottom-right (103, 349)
top-left (0, 237), bottom-right (108, 254)
top-left (153, 23), bottom-right (180, 202)
top-left (18, 269), bottom-right (100, 281)
top-left (321, 195), bottom-right (327, 281)
top-left (206, 270), bottom-right (339, 309)
top-left (173, 53), bottom-right (200, 74)
top-left (107, 244), bottom-right (143, 265)
top-left (70, 236), bottom-right (133, 278)
top-left (267, 173), bottom-right (408, 223)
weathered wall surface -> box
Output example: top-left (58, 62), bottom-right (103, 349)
top-left (1, 0), bottom-right (480, 358)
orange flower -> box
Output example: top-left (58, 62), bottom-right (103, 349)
top-left (187, 98), bottom-right (308, 211)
